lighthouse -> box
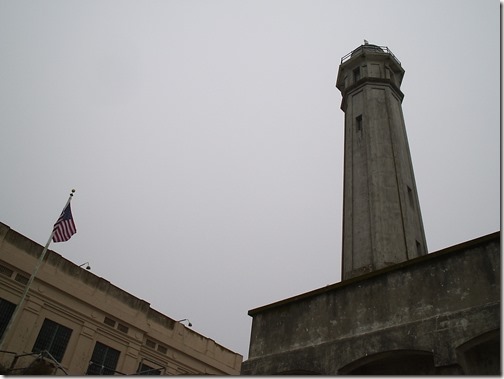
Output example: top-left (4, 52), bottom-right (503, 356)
top-left (336, 43), bottom-right (427, 280)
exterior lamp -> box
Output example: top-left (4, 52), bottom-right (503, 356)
top-left (177, 319), bottom-right (192, 327)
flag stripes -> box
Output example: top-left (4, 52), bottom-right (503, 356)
top-left (52, 203), bottom-right (77, 242)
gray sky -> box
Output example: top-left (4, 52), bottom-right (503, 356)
top-left (0, 0), bottom-right (499, 359)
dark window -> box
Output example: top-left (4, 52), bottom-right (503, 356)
top-left (157, 345), bottom-right (167, 354)
top-left (117, 323), bottom-right (129, 334)
top-left (87, 342), bottom-right (120, 375)
top-left (14, 274), bottom-right (28, 285)
top-left (0, 265), bottom-right (13, 278)
top-left (137, 363), bottom-right (162, 375)
top-left (353, 67), bottom-right (361, 82)
top-left (32, 319), bottom-right (72, 362)
top-left (407, 186), bottom-right (415, 208)
top-left (103, 317), bottom-right (116, 327)
top-left (416, 240), bottom-right (422, 254)
top-left (356, 115), bottom-right (363, 132)
top-left (0, 298), bottom-right (16, 339)
top-left (145, 339), bottom-right (156, 349)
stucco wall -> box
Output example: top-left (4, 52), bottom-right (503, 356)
top-left (0, 222), bottom-right (242, 375)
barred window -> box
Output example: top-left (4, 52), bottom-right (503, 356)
top-left (87, 342), bottom-right (120, 375)
top-left (137, 362), bottom-right (162, 375)
top-left (0, 298), bottom-right (16, 339)
top-left (32, 319), bottom-right (72, 362)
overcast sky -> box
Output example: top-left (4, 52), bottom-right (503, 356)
top-left (0, 0), bottom-right (499, 360)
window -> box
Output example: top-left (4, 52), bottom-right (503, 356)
top-left (137, 362), bottom-right (162, 375)
top-left (356, 115), bottom-right (363, 132)
top-left (0, 265), bottom-right (13, 278)
top-left (386, 66), bottom-right (396, 84)
top-left (87, 342), bottom-right (121, 375)
top-left (407, 186), bottom-right (415, 208)
top-left (0, 298), bottom-right (16, 339)
top-left (103, 317), bottom-right (116, 327)
top-left (14, 273), bottom-right (28, 285)
top-left (32, 319), bottom-right (73, 362)
top-left (353, 67), bottom-right (361, 82)
top-left (416, 240), bottom-right (422, 254)
top-left (117, 323), bottom-right (129, 334)
top-left (103, 316), bottom-right (128, 334)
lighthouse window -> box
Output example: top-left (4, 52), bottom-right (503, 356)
top-left (416, 240), bottom-right (422, 254)
top-left (353, 67), bottom-right (361, 83)
top-left (356, 115), bottom-right (362, 132)
top-left (407, 186), bottom-right (415, 208)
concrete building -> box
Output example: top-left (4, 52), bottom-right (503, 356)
top-left (241, 43), bottom-right (500, 375)
top-left (0, 222), bottom-right (242, 375)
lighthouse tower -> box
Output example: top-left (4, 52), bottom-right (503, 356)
top-left (336, 42), bottom-right (427, 280)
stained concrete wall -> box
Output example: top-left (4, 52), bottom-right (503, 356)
top-left (242, 232), bottom-right (500, 375)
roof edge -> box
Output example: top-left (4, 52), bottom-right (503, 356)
top-left (248, 231), bottom-right (500, 316)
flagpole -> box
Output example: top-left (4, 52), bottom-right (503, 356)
top-left (0, 189), bottom-right (75, 351)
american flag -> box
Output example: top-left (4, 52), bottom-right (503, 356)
top-left (52, 203), bottom-right (77, 243)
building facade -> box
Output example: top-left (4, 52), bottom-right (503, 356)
top-left (0, 222), bottom-right (242, 375)
top-left (241, 44), bottom-right (500, 375)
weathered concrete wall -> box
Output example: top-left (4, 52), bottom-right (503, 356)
top-left (337, 45), bottom-right (427, 280)
top-left (242, 232), bottom-right (500, 374)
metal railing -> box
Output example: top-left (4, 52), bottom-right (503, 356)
top-left (87, 360), bottom-right (168, 375)
top-left (341, 45), bottom-right (401, 66)
top-left (86, 360), bottom-right (127, 375)
top-left (0, 349), bottom-right (68, 375)
top-left (0, 350), bottom-right (169, 375)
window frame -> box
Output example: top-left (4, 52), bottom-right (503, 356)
top-left (32, 318), bottom-right (73, 363)
top-left (86, 341), bottom-right (121, 375)
top-left (137, 362), bottom-right (163, 375)
top-left (0, 298), bottom-right (16, 339)
top-left (353, 67), bottom-right (361, 83)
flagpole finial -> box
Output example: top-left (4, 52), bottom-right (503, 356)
top-left (71, 189), bottom-right (75, 197)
